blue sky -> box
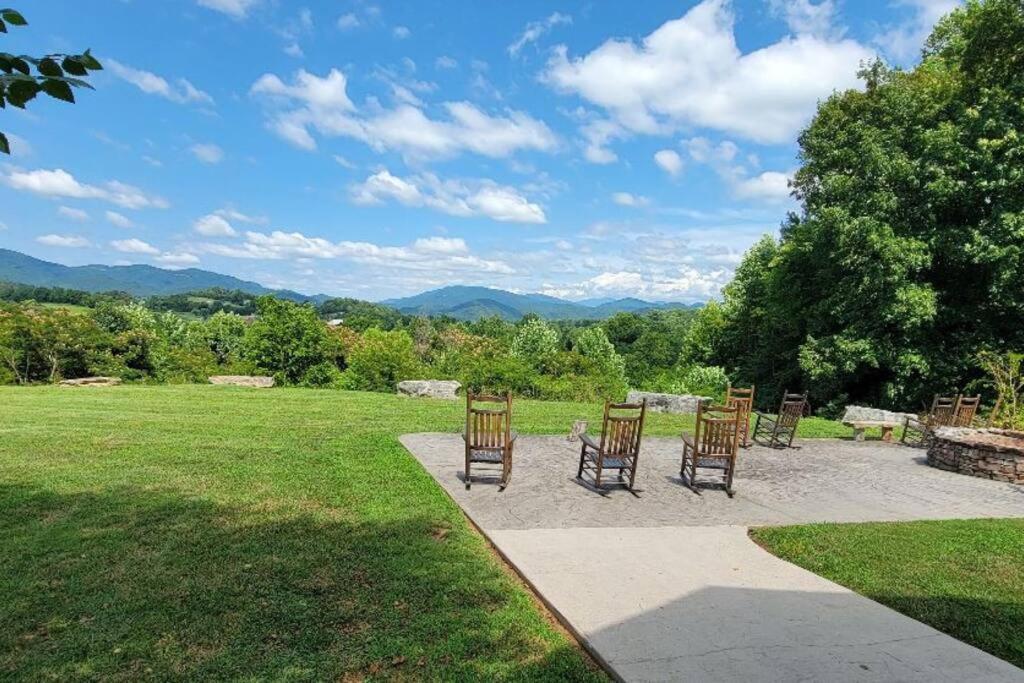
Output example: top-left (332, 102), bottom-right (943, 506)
top-left (1, 0), bottom-right (957, 301)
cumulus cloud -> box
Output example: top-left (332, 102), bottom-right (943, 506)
top-left (508, 12), bottom-right (572, 56)
top-left (57, 206), bottom-right (89, 222)
top-left (684, 136), bottom-right (793, 203)
top-left (196, 0), bottom-right (257, 19)
top-left (874, 0), bottom-right (960, 63)
top-left (337, 13), bottom-right (360, 30)
top-left (435, 55), bottom-right (458, 69)
top-left (250, 68), bottom-right (557, 158)
top-left (733, 171), bottom-right (792, 202)
top-left (611, 192), bottom-right (650, 208)
top-left (105, 211), bottom-right (135, 228)
top-left (190, 143), bottom-right (225, 164)
top-left (156, 251), bottom-right (201, 266)
top-left (36, 234), bottom-right (90, 248)
top-left (111, 238), bottom-right (159, 254)
top-left (543, 0), bottom-right (872, 154)
top-left (194, 213), bottom-right (238, 237)
top-left (4, 168), bottom-right (169, 209)
top-left (107, 59), bottom-right (213, 106)
top-left (654, 149), bottom-right (683, 176)
top-left (768, 0), bottom-right (838, 38)
top-left (200, 230), bottom-right (515, 275)
top-left (350, 169), bottom-right (546, 224)
top-left (392, 25), bottom-right (411, 39)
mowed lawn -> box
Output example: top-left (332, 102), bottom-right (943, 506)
top-left (753, 520), bottom-right (1024, 670)
top-left (0, 385), bottom-right (845, 680)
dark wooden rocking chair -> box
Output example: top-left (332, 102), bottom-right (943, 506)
top-left (681, 402), bottom-right (741, 496)
top-left (901, 394), bottom-right (958, 445)
top-left (463, 392), bottom-right (516, 490)
top-left (725, 385), bottom-right (755, 448)
top-left (953, 394), bottom-right (982, 426)
top-left (752, 391), bottom-right (807, 448)
top-left (576, 400), bottom-right (647, 492)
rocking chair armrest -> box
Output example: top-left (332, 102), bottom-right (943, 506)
top-left (755, 411), bottom-right (778, 425)
top-left (681, 432), bottom-right (696, 448)
top-left (579, 433), bottom-right (600, 451)
top-left (509, 431), bottom-right (518, 444)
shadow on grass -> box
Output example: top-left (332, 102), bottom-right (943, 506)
top-left (0, 484), bottom-right (604, 681)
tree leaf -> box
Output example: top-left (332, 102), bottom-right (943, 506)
top-left (11, 58), bottom-right (29, 75)
top-left (62, 57), bottom-right (87, 76)
top-left (0, 19), bottom-right (7, 33)
top-left (0, 131), bottom-right (9, 155)
top-left (41, 78), bottom-right (74, 103)
top-left (80, 51), bottom-right (102, 71)
top-left (6, 79), bottom-right (38, 107)
top-left (0, 9), bottom-right (26, 26)
top-left (38, 58), bottom-right (62, 78)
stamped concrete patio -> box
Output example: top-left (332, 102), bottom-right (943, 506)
top-left (401, 433), bottom-right (1024, 681)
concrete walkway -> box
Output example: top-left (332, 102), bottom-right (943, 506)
top-left (402, 434), bottom-right (1024, 681)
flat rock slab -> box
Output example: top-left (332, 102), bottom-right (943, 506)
top-left (401, 434), bottom-right (1024, 530)
top-left (59, 376), bottom-right (122, 387)
top-left (397, 379), bottom-right (461, 400)
top-left (209, 375), bottom-right (274, 388)
top-left (492, 526), bottom-right (1024, 682)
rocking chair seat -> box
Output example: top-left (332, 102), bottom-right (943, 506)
top-left (580, 450), bottom-right (631, 469)
top-left (466, 450), bottom-right (504, 463)
top-left (693, 455), bottom-right (731, 470)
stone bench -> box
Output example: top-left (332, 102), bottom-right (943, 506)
top-left (625, 391), bottom-right (709, 415)
top-left (841, 405), bottom-right (915, 442)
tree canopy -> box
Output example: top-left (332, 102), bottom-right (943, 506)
top-left (688, 0), bottom-right (1024, 413)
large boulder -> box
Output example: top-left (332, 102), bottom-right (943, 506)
top-left (59, 376), bottom-right (122, 387)
top-left (209, 375), bottom-right (275, 388)
top-left (841, 405), bottom-right (915, 425)
top-left (626, 390), bottom-right (708, 414)
top-left (397, 380), bottom-right (461, 400)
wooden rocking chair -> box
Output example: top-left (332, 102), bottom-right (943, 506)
top-left (576, 400), bottom-right (647, 492)
top-left (725, 385), bottom-right (755, 448)
top-left (753, 391), bottom-right (807, 448)
top-left (953, 394), bottom-right (982, 427)
top-left (901, 394), bottom-right (958, 445)
top-left (463, 392), bottom-right (516, 490)
top-left (681, 403), bottom-right (741, 497)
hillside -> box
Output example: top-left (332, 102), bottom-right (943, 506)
top-left (383, 285), bottom-right (695, 320)
top-left (0, 249), bottom-right (319, 301)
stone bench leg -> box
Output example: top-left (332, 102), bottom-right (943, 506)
top-left (880, 426), bottom-right (894, 442)
top-left (852, 427), bottom-right (866, 442)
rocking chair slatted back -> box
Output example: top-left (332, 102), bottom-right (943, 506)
top-left (929, 395), bottom-right (959, 427)
top-left (726, 385), bottom-right (755, 446)
top-left (599, 401), bottom-right (646, 458)
top-left (953, 395), bottom-right (981, 427)
top-left (465, 393), bottom-right (511, 451)
top-left (694, 404), bottom-right (741, 457)
top-left (777, 393), bottom-right (807, 429)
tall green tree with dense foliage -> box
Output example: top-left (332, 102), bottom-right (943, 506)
top-left (340, 328), bottom-right (420, 392)
top-left (0, 7), bottom-right (102, 154)
top-left (691, 0), bottom-right (1024, 413)
top-left (243, 297), bottom-right (339, 386)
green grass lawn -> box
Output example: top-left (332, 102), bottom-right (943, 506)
top-left (0, 385), bottom-right (845, 680)
top-left (752, 519), bottom-right (1024, 670)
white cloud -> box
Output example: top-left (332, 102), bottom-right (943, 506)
top-left (508, 12), bottom-right (572, 56)
top-left (201, 230), bottom-right (515, 275)
top-left (733, 171), bottom-right (792, 202)
top-left (875, 0), bottom-right (960, 63)
top-left (107, 59), bottom-right (214, 106)
top-left (57, 206), bottom-right (90, 222)
top-left (36, 234), bottom-right (90, 248)
top-left (4, 168), bottom-right (169, 209)
top-left (156, 251), bottom-right (201, 266)
top-left (251, 68), bottom-right (557, 158)
top-left (654, 149), bottom-right (683, 176)
top-left (194, 213), bottom-right (238, 237)
top-left (543, 0), bottom-right (872, 150)
top-left (611, 192), bottom-right (650, 207)
top-left (350, 169), bottom-right (546, 224)
top-left (392, 25), bottom-right (411, 39)
top-left (214, 207), bottom-right (266, 224)
top-left (337, 12), bottom-right (360, 30)
top-left (768, 0), bottom-right (838, 38)
top-left (190, 143), bottom-right (225, 164)
top-left (284, 43), bottom-right (304, 58)
top-left (435, 55), bottom-right (458, 69)
top-left (111, 238), bottom-right (159, 255)
top-left (105, 211), bottom-right (135, 228)
top-left (196, 0), bottom-right (257, 19)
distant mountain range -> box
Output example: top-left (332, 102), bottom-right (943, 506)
top-left (0, 248), bottom-right (320, 302)
top-left (382, 285), bottom-right (697, 320)
top-left (0, 250), bottom-right (698, 319)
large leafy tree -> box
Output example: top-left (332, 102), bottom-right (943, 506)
top-left (1, 7), bottom-right (102, 154)
top-left (691, 0), bottom-right (1024, 413)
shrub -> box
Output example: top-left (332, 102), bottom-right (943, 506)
top-left (202, 311), bottom-right (248, 365)
top-left (340, 328), bottom-right (421, 392)
top-left (243, 297), bottom-right (338, 385)
top-left (510, 318), bottom-right (559, 370)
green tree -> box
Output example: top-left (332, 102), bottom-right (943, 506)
top-left (1, 7), bottom-right (103, 154)
top-left (510, 318), bottom-right (559, 370)
top-left (340, 328), bottom-right (421, 392)
top-left (700, 0), bottom-right (1024, 412)
top-left (243, 297), bottom-right (337, 386)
